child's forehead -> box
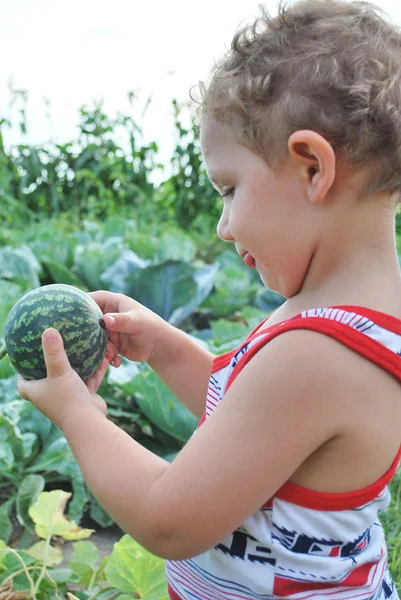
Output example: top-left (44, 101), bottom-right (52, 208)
top-left (200, 118), bottom-right (241, 154)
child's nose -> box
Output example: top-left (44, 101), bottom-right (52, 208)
top-left (217, 207), bottom-right (234, 241)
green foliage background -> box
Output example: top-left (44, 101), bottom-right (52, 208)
top-left (0, 91), bottom-right (400, 594)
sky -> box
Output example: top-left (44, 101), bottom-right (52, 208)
top-left (1, 0), bottom-right (401, 169)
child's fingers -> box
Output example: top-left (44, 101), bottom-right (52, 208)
top-left (103, 312), bottom-right (137, 334)
top-left (17, 374), bottom-right (39, 402)
top-left (111, 355), bottom-right (122, 368)
top-left (42, 329), bottom-right (71, 379)
top-left (86, 358), bottom-right (110, 393)
top-left (105, 339), bottom-right (119, 361)
top-left (88, 291), bottom-right (118, 314)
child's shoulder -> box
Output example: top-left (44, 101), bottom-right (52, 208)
top-left (234, 302), bottom-right (401, 495)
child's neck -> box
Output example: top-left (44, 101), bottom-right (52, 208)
top-left (287, 203), bottom-right (401, 316)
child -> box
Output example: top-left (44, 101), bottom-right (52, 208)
top-left (18, 0), bottom-right (401, 598)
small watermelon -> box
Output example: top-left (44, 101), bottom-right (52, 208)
top-left (0, 284), bottom-right (108, 381)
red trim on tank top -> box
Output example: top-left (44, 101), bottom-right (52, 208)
top-left (211, 314), bottom-right (274, 373)
top-left (168, 583), bottom-right (183, 600)
top-left (271, 441), bottom-right (401, 510)
top-left (226, 316), bottom-right (401, 391)
top-left (273, 554), bottom-right (385, 595)
top-left (212, 351), bottom-right (237, 372)
top-left (218, 309), bottom-right (401, 510)
top-left (211, 303), bottom-right (401, 375)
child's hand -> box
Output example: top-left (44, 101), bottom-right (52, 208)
top-left (89, 291), bottom-right (166, 366)
top-left (17, 328), bottom-right (109, 430)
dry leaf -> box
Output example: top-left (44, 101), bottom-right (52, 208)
top-left (0, 581), bottom-right (28, 599)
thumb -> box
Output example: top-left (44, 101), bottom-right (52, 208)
top-left (42, 329), bottom-right (71, 379)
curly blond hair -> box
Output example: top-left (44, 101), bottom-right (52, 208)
top-left (194, 0), bottom-right (401, 194)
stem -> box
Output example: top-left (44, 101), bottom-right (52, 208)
top-left (0, 344), bottom-right (7, 360)
top-left (42, 569), bottom-right (64, 600)
top-left (2, 565), bottom-right (41, 583)
top-left (0, 474), bottom-right (19, 487)
top-left (4, 565), bottom-right (64, 600)
top-left (33, 533), bottom-right (51, 595)
top-left (101, 592), bottom-right (122, 600)
top-left (88, 566), bottom-right (98, 590)
top-left (86, 585), bottom-right (118, 600)
top-left (1, 548), bottom-right (36, 599)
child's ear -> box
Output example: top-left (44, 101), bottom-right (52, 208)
top-left (287, 131), bottom-right (336, 204)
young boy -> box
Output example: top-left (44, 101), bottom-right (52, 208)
top-left (19, 0), bottom-right (401, 597)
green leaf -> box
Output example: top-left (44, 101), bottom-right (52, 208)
top-left (169, 262), bottom-right (218, 326)
top-left (105, 535), bottom-right (168, 599)
top-left (0, 377), bottom-right (20, 406)
top-left (0, 245), bottom-right (41, 289)
top-left (0, 400), bottom-right (26, 427)
top-left (29, 227), bottom-right (76, 267)
top-left (100, 248), bottom-right (149, 293)
top-left (27, 435), bottom-right (75, 474)
top-left (131, 260), bottom-right (196, 321)
top-left (13, 402), bottom-right (52, 448)
top-left (74, 238), bottom-right (124, 290)
top-left (29, 490), bottom-right (95, 540)
top-left (28, 432), bottom-right (86, 522)
top-left (2, 549), bottom-right (39, 589)
top-left (154, 229), bottom-right (196, 263)
top-left (124, 370), bottom-right (198, 442)
top-left (70, 540), bottom-right (99, 569)
top-left (68, 473), bottom-right (89, 524)
top-left (102, 217), bottom-right (128, 240)
top-left (211, 319), bottom-right (251, 348)
top-left (13, 528), bottom-right (36, 550)
top-left (107, 357), bottom-right (140, 386)
top-left (239, 305), bottom-right (271, 329)
top-left (16, 474), bottom-right (45, 533)
top-left (0, 279), bottom-right (28, 338)
top-left (203, 263), bottom-right (255, 318)
top-left (0, 500), bottom-right (14, 544)
top-left (43, 258), bottom-right (85, 288)
top-left (0, 443), bottom-right (14, 475)
top-left (120, 259), bottom-right (215, 326)
top-left (0, 540), bottom-right (9, 569)
top-left (2, 549), bottom-right (39, 571)
top-left (254, 286), bottom-right (285, 312)
top-left (68, 541), bottom-right (99, 585)
top-left (48, 567), bottom-right (80, 584)
top-left (20, 432), bottom-right (37, 460)
top-left (0, 416), bottom-right (24, 477)
top-left (0, 356), bottom-right (15, 380)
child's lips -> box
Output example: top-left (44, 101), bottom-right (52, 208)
top-left (243, 252), bottom-right (256, 268)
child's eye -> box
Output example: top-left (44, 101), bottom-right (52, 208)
top-left (220, 187), bottom-right (235, 199)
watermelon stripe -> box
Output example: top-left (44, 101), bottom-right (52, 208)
top-left (4, 284), bottom-right (108, 381)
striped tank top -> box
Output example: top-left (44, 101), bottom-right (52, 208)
top-left (166, 306), bottom-right (401, 600)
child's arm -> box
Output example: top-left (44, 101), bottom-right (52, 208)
top-left (90, 291), bottom-right (214, 419)
top-left (18, 327), bottom-right (345, 560)
top-left (147, 325), bottom-right (214, 420)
